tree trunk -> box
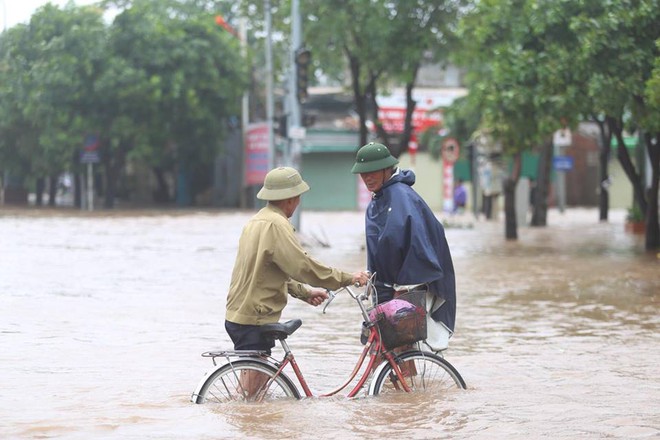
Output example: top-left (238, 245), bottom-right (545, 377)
top-left (101, 139), bottom-right (115, 209)
top-left (643, 131), bottom-right (659, 251)
top-left (594, 116), bottom-right (611, 222)
top-left (504, 179), bottom-right (517, 239)
top-left (482, 194), bottom-right (493, 219)
top-left (396, 70), bottom-right (419, 158)
top-left (504, 153), bottom-right (522, 240)
top-left (608, 116), bottom-right (647, 213)
top-left (74, 172), bottom-right (82, 208)
top-left (346, 51), bottom-right (368, 147)
top-left (101, 139), bottom-right (127, 209)
top-left (48, 175), bottom-right (57, 206)
top-left (367, 75), bottom-right (390, 148)
top-left (531, 137), bottom-right (553, 226)
top-left (35, 177), bottom-right (45, 206)
top-left (152, 167), bottom-right (170, 203)
top-left (104, 160), bottom-right (116, 209)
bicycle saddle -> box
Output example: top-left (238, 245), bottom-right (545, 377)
top-left (260, 319), bottom-right (303, 341)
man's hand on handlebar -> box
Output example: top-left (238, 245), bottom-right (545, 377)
top-left (306, 288), bottom-right (329, 306)
top-left (351, 271), bottom-right (371, 287)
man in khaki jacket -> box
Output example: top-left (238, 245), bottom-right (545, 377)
top-left (225, 166), bottom-right (369, 354)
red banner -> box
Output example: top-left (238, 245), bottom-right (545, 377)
top-left (377, 107), bottom-right (442, 134)
top-left (245, 123), bottom-right (270, 185)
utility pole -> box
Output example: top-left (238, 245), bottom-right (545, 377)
top-left (239, 16), bottom-right (249, 208)
top-left (265, 0), bottom-right (275, 172)
top-left (289, 0), bottom-right (303, 230)
top-left (553, 128), bottom-right (572, 213)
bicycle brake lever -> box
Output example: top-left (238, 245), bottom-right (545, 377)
top-left (322, 289), bottom-right (337, 314)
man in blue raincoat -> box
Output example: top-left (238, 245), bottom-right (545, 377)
top-left (351, 142), bottom-right (456, 336)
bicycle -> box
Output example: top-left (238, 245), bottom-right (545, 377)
top-left (191, 275), bottom-right (466, 403)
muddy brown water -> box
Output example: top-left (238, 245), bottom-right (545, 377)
top-left (1, 207), bottom-right (658, 439)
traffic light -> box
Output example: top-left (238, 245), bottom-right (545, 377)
top-left (302, 113), bottom-right (316, 127)
top-left (295, 48), bottom-right (311, 103)
top-left (276, 115), bottom-right (287, 138)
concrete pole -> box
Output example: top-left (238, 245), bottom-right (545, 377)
top-left (265, 0), bottom-right (275, 172)
top-left (289, 0), bottom-right (303, 230)
top-left (239, 17), bottom-right (249, 209)
top-left (554, 144), bottom-right (566, 213)
top-left (86, 163), bottom-right (94, 212)
top-left (289, 0), bottom-right (302, 132)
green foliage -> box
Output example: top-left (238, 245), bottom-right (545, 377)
top-left (642, 39), bottom-right (660, 132)
top-left (302, 0), bottom-right (464, 149)
top-left (453, 0), bottom-right (576, 153)
top-left (0, 3), bottom-right (106, 179)
top-left (105, 0), bottom-right (246, 168)
top-left (0, 0), bottom-right (247, 203)
top-left (627, 204), bottom-right (644, 222)
top-left (451, 0), bottom-right (659, 247)
top-left (451, 0), bottom-right (659, 153)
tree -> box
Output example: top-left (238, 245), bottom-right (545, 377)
top-left (303, 0), bottom-right (463, 153)
top-left (0, 0), bottom-right (247, 208)
top-left (0, 25), bottom-right (38, 200)
top-left (452, 0), bottom-right (659, 248)
top-left (539, 0), bottom-right (659, 249)
top-left (453, 0), bottom-right (574, 239)
top-left (0, 3), bottom-right (107, 206)
top-left (96, 0), bottom-right (247, 206)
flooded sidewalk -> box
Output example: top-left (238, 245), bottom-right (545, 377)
top-left (0, 207), bottom-right (658, 439)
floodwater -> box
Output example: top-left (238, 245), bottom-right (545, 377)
top-left (1, 207), bottom-right (658, 440)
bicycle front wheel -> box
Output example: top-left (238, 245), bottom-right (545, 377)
top-left (369, 351), bottom-right (466, 396)
top-left (195, 359), bottom-right (300, 404)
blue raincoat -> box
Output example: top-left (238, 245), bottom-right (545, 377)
top-left (364, 168), bottom-right (456, 331)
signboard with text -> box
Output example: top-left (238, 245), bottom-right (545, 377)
top-left (377, 88), bottom-right (468, 135)
top-left (378, 107), bottom-right (442, 134)
top-left (80, 134), bottom-right (100, 164)
top-left (553, 155), bottom-right (574, 171)
top-left (245, 123), bottom-right (270, 185)
top-left (441, 137), bottom-right (460, 213)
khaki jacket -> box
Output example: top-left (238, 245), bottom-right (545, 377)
top-left (226, 204), bottom-right (353, 325)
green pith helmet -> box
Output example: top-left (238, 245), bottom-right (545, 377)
top-left (257, 167), bottom-right (310, 201)
top-left (351, 142), bottom-right (399, 174)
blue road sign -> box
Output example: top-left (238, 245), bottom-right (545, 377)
top-left (80, 134), bottom-right (101, 164)
top-left (553, 155), bottom-right (574, 171)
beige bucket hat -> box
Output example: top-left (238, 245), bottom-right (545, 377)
top-left (257, 167), bottom-right (310, 201)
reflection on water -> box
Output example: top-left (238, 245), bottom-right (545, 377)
top-left (1, 208), bottom-right (658, 439)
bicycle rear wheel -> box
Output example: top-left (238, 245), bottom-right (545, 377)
top-left (369, 351), bottom-right (466, 396)
top-left (195, 359), bottom-right (300, 404)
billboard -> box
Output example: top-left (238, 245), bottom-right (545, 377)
top-left (245, 123), bottom-right (270, 185)
top-left (377, 88), bottom-right (468, 134)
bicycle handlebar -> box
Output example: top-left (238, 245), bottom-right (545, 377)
top-left (322, 272), bottom-right (377, 322)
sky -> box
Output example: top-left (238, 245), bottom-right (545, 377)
top-left (2, 0), bottom-right (99, 29)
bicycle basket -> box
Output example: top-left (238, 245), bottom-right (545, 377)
top-left (370, 290), bottom-right (427, 350)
